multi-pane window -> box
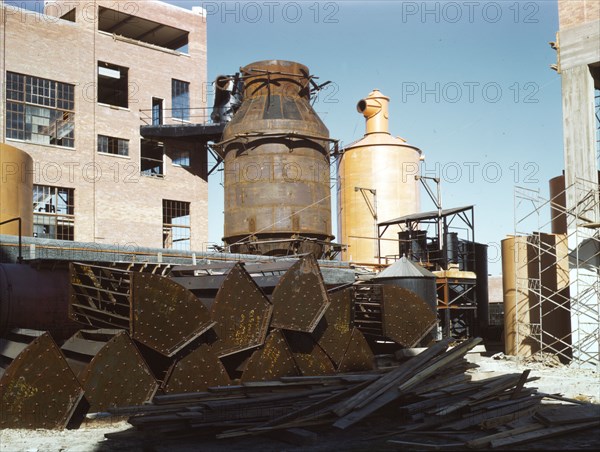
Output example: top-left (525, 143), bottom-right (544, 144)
top-left (32, 185), bottom-right (75, 241)
top-left (172, 149), bottom-right (190, 167)
top-left (163, 200), bottom-right (190, 250)
top-left (6, 72), bottom-right (75, 147)
top-left (172, 79), bottom-right (190, 121)
top-left (98, 135), bottom-right (129, 156)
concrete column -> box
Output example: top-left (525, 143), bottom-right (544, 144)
top-left (561, 64), bottom-right (600, 369)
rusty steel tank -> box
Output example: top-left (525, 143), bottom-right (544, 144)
top-left (220, 60), bottom-right (333, 257)
top-left (0, 143), bottom-right (34, 236)
top-left (338, 90), bottom-right (422, 264)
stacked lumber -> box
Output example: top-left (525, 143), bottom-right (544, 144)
top-left (107, 337), bottom-right (599, 449)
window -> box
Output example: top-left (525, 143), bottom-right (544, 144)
top-left (163, 200), bottom-right (190, 250)
top-left (98, 135), bottom-right (129, 156)
top-left (33, 185), bottom-right (75, 241)
top-left (172, 79), bottom-right (190, 121)
top-left (5, 72), bottom-right (75, 147)
top-left (141, 139), bottom-right (164, 177)
top-left (172, 149), bottom-right (190, 167)
top-left (97, 62), bottom-right (129, 108)
top-left (152, 98), bottom-right (163, 125)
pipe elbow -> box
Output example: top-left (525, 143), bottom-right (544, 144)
top-left (356, 98), bottom-right (382, 119)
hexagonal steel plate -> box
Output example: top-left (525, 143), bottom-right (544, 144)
top-left (163, 344), bottom-right (231, 394)
top-left (75, 331), bottom-right (159, 413)
top-left (284, 331), bottom-right (336, 376)
top-left (271, 255), bottom-right (330, 333)
top-left (131, 272), bottom-right (215, 357)
top-left (0, 332), bottom-right (85, 429)
top-left (337, 328), bottom-right (375, 373)
top-left (317, 288), bottom-right (353, 367)
top-left (241, 330), bottom-right (299, 382)
top-left (381, 286), bottom-right (437, 347)
top-left (210, 263), bottom-right (273, 358)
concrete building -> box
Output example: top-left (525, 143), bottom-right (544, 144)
top-left (556, 0), bottom-right (600, 368)
top-left (0, 0), bottom-right (208, 250)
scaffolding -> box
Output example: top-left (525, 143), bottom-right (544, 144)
top-left (513, 178), bottom-right (600, 368)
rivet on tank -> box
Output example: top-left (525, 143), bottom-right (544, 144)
top-left (218, 60), bottom-right (337, 258)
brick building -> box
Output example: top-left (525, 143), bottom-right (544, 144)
top-left (0, 0), bottom-right (208, 250)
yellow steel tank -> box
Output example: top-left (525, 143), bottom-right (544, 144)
top-left (337, 90), bottom-right (421, 264)
top-left (0, 143), bottom-right (33, 236)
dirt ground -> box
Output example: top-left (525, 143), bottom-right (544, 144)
top-left (1, 354), bottom-right (598, 452)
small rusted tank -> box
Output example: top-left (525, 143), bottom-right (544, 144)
top-left (221, 60), bottom-right (333, 257)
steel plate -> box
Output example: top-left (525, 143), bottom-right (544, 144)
top-left (210, 263), bottom-right (273, 357)
top-left (0, 332), bottom-right (86, 429)
top-left (131, 272), bottom-right (215, 357)
top-left (337, 328), bottom-right (375, 372)
top-left (163, 344), bottom-right (231, 394)
top-left (271, 255), bottom-right (330, 333)
top-left (381, 285), bottom-right (437, 347)
top-left (241, 330), bottom-right (300, 382)
top-left (316, 288), bottom-right (353, 367)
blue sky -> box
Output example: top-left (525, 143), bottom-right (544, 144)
top-left (7, 1), bottom-right (564, 274)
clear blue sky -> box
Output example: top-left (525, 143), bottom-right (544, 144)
top-left (8, 1), bottom-right (564, 274)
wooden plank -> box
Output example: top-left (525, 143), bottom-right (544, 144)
top-left (268, 428), bottom-right (318, 446)
top-left (490, 420), bottom-right (600, 448)
top-left (332, 338), bottom-right (453, 417)
top-left (465, 422), bottom-right (544, 449)
top-left (333, 339), bottom-right (482, 430)
top-left (535, 404), bottom-right (600, 426)
top-left (387, 439), bottom-right (464, 450)
top-left (510, 369), bottom-right (531, 399)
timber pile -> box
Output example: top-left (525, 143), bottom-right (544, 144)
top-left (105, 337), bottom-right (599, 448)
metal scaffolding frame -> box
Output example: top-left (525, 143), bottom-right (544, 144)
top-left (513, 178), bottom-right (600, 368)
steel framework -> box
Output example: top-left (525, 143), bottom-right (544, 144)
top-left (513, 178), bottom-right (599, 368)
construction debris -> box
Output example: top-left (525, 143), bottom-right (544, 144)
top-left (101, 337), bottom-right (599, 450)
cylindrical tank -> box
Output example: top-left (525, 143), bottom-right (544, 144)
top-left (0, 264), bottom-right (78, 339)
top-left (338, 90), bottom-right (421, 264)
top-left (0, 143), bottom-right (34, 236)
top-left (372, 256), bottom-right (437, 313)
top-left (549, 173), bottom-right (567, 235)
top-left (221, 60), bottom-right (333, 257)
top-left (398, 230), bottom-right (428, 262)
top-left (501, 236), bottom-right (537, 357)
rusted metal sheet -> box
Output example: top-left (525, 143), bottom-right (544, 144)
top-left (241, 330), bottom-right (300, 382)
top-left (354, 284), bottom-right (436, 347)
top-left (61, 329), bottom-right (159, 413)
top-left (271, 255), bottom-right (330, 333)
top-left (381, 285), bottom-right (437, 347)
top-left (317, 288), bottom-right (354, 367)
top-left (284, 331), bottom-right (335, 376)
top-left (336, 328), bottom-right (375, 373)
top-left (0, 329), bottom-right (86, 429)
top-left (163, 344), bottom-right (231, 394)
top-left (131, 272), bottom-right (215, 357)
top-left (69, 263), bottom-right (132, 329)
top-left (210, 263), bottom-right (273, 357)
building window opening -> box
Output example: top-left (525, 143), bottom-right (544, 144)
top-left (163, 200), bottom-right (191, 250)
top-left (98, 135), bottom-right (129, 156)
top-left (152, 97), bottom-right (163, 125)
top-left (98, 7), bottom-right (189, 53)
top-left (98, 62), bottom-right (129, 108)
top-left (33, 185), bottom-right (75, 241)
top-left (60, 8), bottom-right (76, 22)
top-left (5, 72), bottom-right (75, 147)
top-left (141, 139), bottom-right (164, 177)
top-left (172, 149), bottom-right (190, 167)
top-left (172, 79), bottom-right (190, 121)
